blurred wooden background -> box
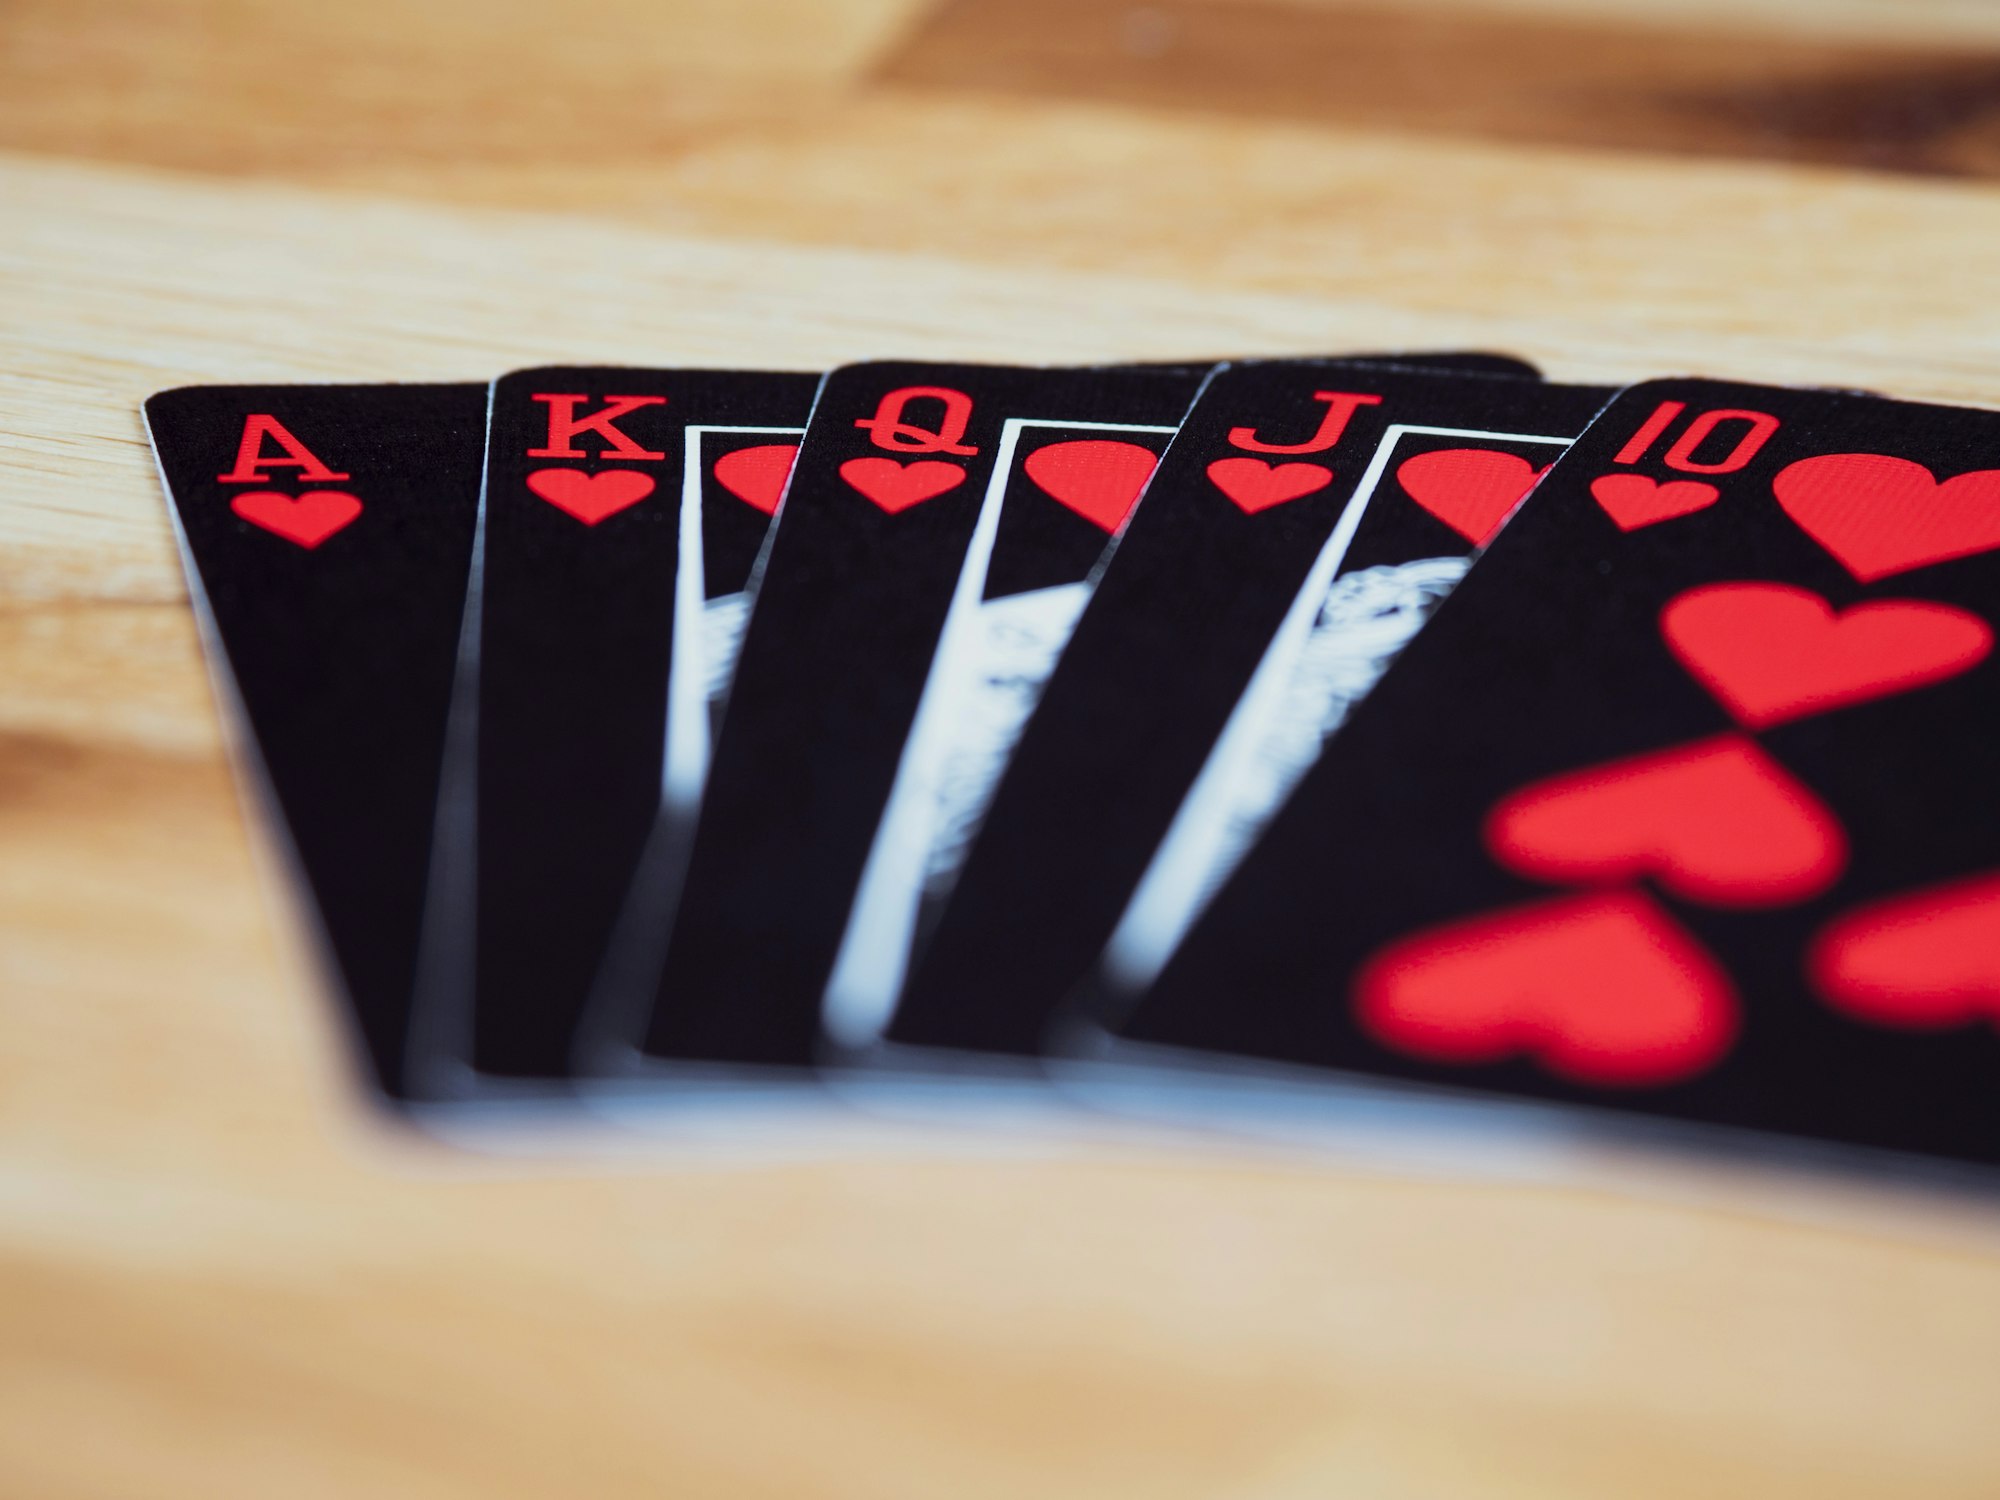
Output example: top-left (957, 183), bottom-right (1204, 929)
top-left (8, 1), bottom-right (2000, 1495)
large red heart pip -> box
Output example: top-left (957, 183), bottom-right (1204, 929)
top-left (1353, 889), bottom-right (1738, 1087)
top-left (712, 443), bottom-right (799, 516)
top-left (1023, 439), bottom-right (1159, 533)
top-left (1661, 581), bottom-right (1991, 729)
top-left (1809, 869), bottom-right (2000, 1030)
top-left (1774, 452), bottom-right (2000, 582)
top-left (1397, 448), bottom-right (1546, 546)
top-left (840, 457), bottom-right (965, 513)
top-left (1207, 457), bottom-right (1333, 514)
top-left (230, 489), bottom-right (362, 549)
top-left (527, 467), bottom-right (655, 524)
top-left (1485, 733), bottom-right (1846, 907)
top-left (1589, 473), bottom-right (1720, 530)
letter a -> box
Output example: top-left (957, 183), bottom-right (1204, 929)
top-left (217, 414), bottom-right (350, 483)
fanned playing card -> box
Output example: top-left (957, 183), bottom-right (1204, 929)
top-left (1110, 378), bottom-right (2000, 1175)
top-left (424, 367), bottom-right (821, 1093)
top-left (877, 362), bottom-right (1611, 1063)
top-left (145, 383), bottom-right (486, 1100)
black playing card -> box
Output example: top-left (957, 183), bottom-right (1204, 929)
top-left (880, 363), bottom-right (1613, 1061)
top-left (1112, 379), bottom-right (2000, 1175)
top-left (144, 383), bottom-right (486, 1100)
top-left (425, 367), bottom-right (821, 1092)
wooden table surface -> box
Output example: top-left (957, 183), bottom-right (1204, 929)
top-left (9, 1), bottom-right (2000, 1494)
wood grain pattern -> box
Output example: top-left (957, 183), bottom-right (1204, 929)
top-left (6, 0), bottom-right (2000, 1493)
top-left (884, 0), bottom-right (2000, 176)
top-left (0, 0), bottom-right (928, 171)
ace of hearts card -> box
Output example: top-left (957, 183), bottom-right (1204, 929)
top-left (145, 383), bottom-right (487, 1100)
top-left (1109, 378), bottom-right (2000, 1175)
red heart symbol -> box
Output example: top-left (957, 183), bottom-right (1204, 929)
top-left (230, 490), bottom-right (362, 549)
top-left (1023, 439), bottom-right (1159, 533)
top-left (1809, 869), bottom-right (2000, 1030)
top-left (712, 443), bottom-right (799, 517)
top-left (1662, 581), bottom-right (1991, 729)
top-left (1207, 457), bottom-right (1333, 514)
top-left (1396, 448), bottom-right (1547, 546)
top-left (840, 457), bottom-right (965, 513)
top-left (1590, 473), bottom-right (1720, 530)
top-left (1485, 733), bottom-right (1846, 907)
top-left (527, 468), bottom-right (655, 525)
top-left (1773, 452), bottom-right (2000, 582)
top-left (1354, 889), bottom-right (1738, 1087)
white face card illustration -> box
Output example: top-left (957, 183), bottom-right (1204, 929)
top-left (662, 424), bottom-right (806, 811)
top-left (822, 416), bottom-right (1177, 1048)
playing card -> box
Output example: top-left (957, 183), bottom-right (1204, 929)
top-left (427, 367), bottom-right (820, 1091)
top-left (1110, 378), bottom-right (2000, 1174)
top-left (144, 383), bottom-right (486, 1099)
top-left (875, 363), bottom-right (1613, 1061)
top-left (621, 360), bottom-right (1210, 1073)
